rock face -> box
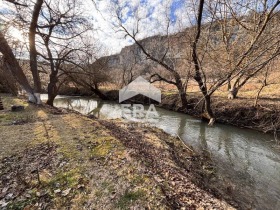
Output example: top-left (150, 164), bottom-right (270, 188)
top-left (95, 33), bottom-right (186, 74)
top-left (11, 105), bottom-right (24, 112)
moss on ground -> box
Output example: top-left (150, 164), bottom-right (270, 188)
top-left (0, 94), bottom-right (234, 209)
top-left (116, 189), bottom-right (145, 209)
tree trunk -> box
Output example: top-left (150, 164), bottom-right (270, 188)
top-left (0, 31), bottom-right (38, 102)
top-left (228, 87), bottom-right (239, 99)
top-left (28, 93), bottom-right (42, 104)
top-left (201, 95), bottom-right (215, 126)
top-left (47, 92), bottom-right (56, 106)
top-left (176, 82), bottom-right (188, 109)
top-left (29, 0), bottom-right (43, 100)
top-left (191, 0), bottom-right (215, 125)
top-left (254, 85), bottom-right (265, 107)
top-left (174, 72), bottom-right (188, 109)
top-left (227, 78), bottom-right (231, 91)
top-left (204, 95), bottom-right (215, 126)
top-left (46, 72), bottom-right (58, 106)
top-left (179, 90), bottom-right (188, 109)
top-left (91, 85), bottom-right (108, 100)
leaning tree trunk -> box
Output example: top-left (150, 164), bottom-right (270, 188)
top-left (90, 85), bottom-right (108, 100)
top-left (0, 31), bottom-right (40, 103)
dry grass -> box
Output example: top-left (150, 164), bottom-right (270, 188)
top-left (0, 94), bottom-right (165, 209)
top-left (0, 94), bottom-right (234, 209)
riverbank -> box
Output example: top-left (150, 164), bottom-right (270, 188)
top-left (104, 90), bottom-right (280, 138)
top-left (0, 95), bottom-right (235, 209)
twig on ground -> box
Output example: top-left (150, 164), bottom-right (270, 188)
top-left (176, 135), bottom-right (194, 153)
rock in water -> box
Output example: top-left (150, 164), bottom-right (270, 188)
top-left (11, 105), bottom-right (24, 112)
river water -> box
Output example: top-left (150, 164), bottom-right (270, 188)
top-left (43, 95), bottom-right (280, 210)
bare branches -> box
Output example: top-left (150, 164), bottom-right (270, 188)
top-left (4, 0), bottom-right (28, 7)
top-left (150, 73), bottom-right (177, 85)
top-left (113, 2), bottom-right (188, 108)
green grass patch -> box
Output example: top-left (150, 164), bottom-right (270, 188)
top-left (116, 189), bottom-right (145, 209)
top-left (43, 168), bottom-right (81, 190)
top-left (90, 138), bottom-right (114, 157)
top-left (7, 197), bottom-right (37, 210)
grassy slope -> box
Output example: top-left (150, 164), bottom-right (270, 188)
top-left (0, 94), bottom-right (234, 209)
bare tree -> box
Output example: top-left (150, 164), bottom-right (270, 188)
top-left (254, 58), bottom-right (280, 106)
top-left (119, 49), bottom-right (138, 87)
top-left (190, 0), bottom-right (217, 125)
top-left (203, 0), bottom-right (280, 99)
top-left (29, 0), bottom-right (43, 100)
top-left (34, 0), bottom-right (92, 106)
top-left (110, 2), bottom-right (189, 108)
top-left (185, 0), bottom-right (280, 124)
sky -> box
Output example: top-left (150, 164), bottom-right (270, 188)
top-left (79, 0), bottom-right (280, 55)
top-left (0, 0), bottom-right (188, 55)
top-left (79, 0), bottom-right (188, 55)
top-left (1, 0), bottom-right (279, 56)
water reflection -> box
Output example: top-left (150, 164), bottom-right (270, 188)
top-left (50, 96), bottom-right (280, 210)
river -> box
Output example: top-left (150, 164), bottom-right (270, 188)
top-left (42, 95), bottom-right (280, 210)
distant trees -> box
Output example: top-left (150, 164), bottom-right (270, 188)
top-left (107, 0), bottom-right (280, 124)
top-left (188, 0), bottom-right (280, 123)
top-left (119, 49), bottom-right (139, 87)
top-left (116, 47), bottom-right (154, 88)
top-left (254, 58), bottom-right (280, 106)
top-left (62, 56), bottom-right (110, 100)
top-left (203, 0), bottom-right (280, 100)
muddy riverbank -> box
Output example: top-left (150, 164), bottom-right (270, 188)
top-left (104, 90), bottom-right (280, 138)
